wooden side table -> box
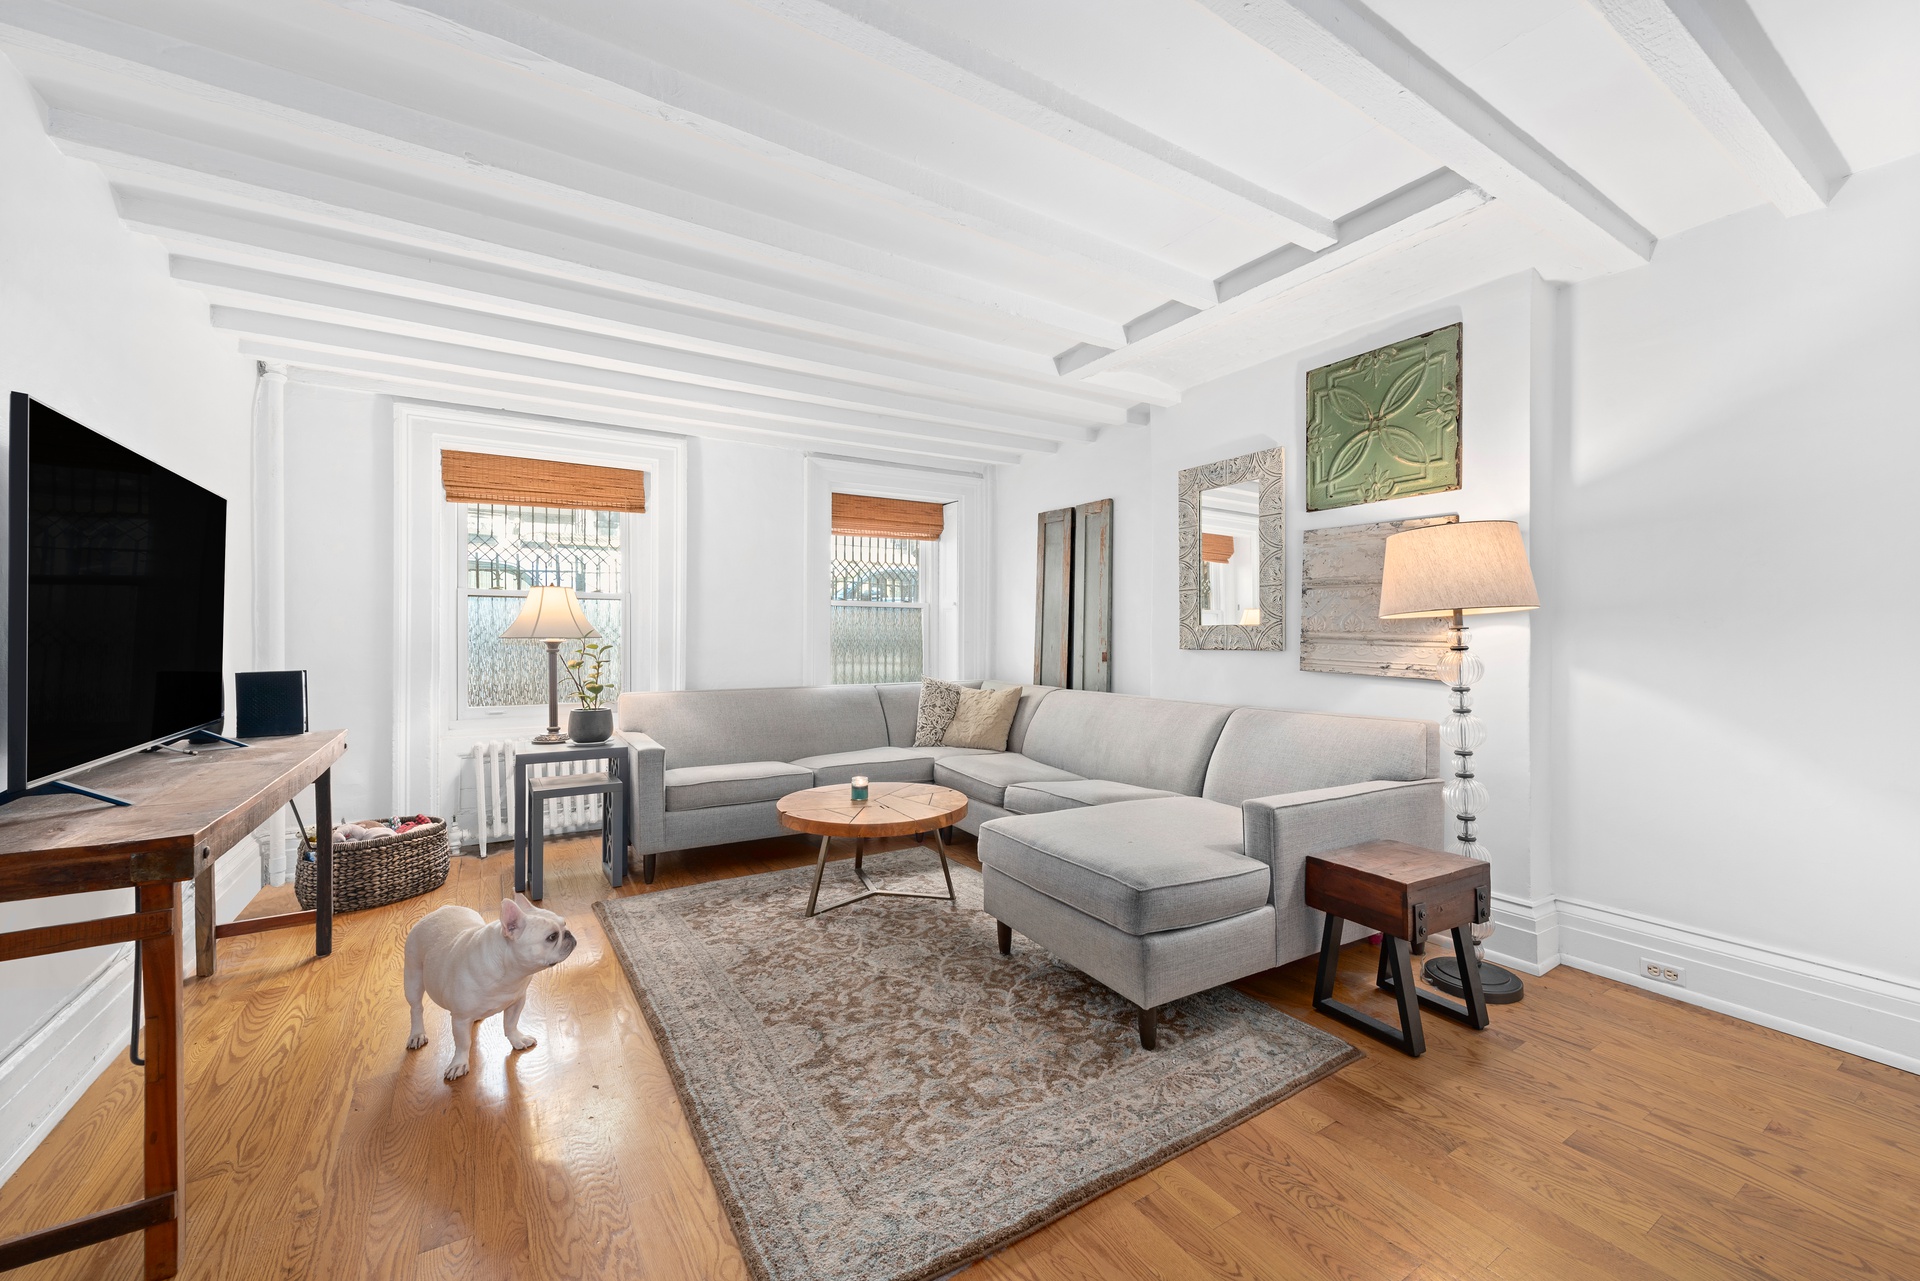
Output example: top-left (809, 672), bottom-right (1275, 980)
top-left (1304, 840), bottom-right (1492, 1057)
top-left (776, 783), bottom-right (967, 917)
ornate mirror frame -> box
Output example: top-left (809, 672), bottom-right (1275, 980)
top-left (1178, 447), bottom-right (1286, 650)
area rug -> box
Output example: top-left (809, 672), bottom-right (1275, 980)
top-left (595, 849), bottom-right (1359, 1281)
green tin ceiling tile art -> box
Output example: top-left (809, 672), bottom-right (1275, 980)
top-left (1306, 323), bottom-right (1462, 511)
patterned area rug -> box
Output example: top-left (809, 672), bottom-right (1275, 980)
top-left (596, 849), bottom-right (1359, 1281)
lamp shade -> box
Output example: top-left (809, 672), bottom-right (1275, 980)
top-left (500, 585), bottom-right (601, 640)
top-left (1379, 520), bottom-right (1540, 619)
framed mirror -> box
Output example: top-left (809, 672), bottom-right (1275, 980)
top-left (1178, 447), bottom-right (1285, 650)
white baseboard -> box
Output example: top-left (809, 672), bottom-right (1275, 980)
top-left (0, 849), bottom-right (263, 1187)
top-left (1485, 894), bottom-right (1919, 1075)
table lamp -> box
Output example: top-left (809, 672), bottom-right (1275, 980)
top-left (1379, 520), bottom-right (1539, 1004)
top-left (501, 585), bottom-right (601, 744)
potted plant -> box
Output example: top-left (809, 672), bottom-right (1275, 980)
top-left (562, 640), bottom-right (615, 743)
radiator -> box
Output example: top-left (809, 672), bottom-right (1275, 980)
top-left (462, 741), bottom-right (607, 858)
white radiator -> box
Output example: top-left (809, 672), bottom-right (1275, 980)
top-left (462, 741), bottom-right (607, 858)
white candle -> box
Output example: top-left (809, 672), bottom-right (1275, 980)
top-left (851, 775), bottom-right (868, 788)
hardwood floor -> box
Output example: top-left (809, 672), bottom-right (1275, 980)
top-left (3, 832), bottom-right (1915, 1280)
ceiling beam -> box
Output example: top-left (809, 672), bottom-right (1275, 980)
top-left (1194, 0), bottom-right (1654, 271)
top-left (1058, 170), bottom-right (1487, 381)
top-left (211, 309), bottom-right (1073, 455)
top-left (1590, 0), bottom-right (1848, 214)
top-left (0, 16), bottom-right (1126, 347)
top-left (183, 263), bottom-right (1100, 442)
top-left (265, 353), bottom-right (1027, 467)
top-left (331, 0), bottom-right (1216, 307)
top-left (746, 0), bottom-right (1337, 248)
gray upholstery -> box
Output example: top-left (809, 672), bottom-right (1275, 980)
top-left (953, 795), bottom-right (1009, 837)
top-left (985, 869), bottom-right (1278, 1010)
top-left (663, 800), bottom-right (787, 851)
top-left (934, 752), bottom-right (1081, 807)
top-left (616, 730), bottom-right (667, 854)
top-left (980, 680), bottom-right (1058, 754)
top-left (980, 798), bottom-right (1268, 935)
top-left (664, 761), bottom-right (812, 811)
top-left (1003, 778), bottom-right (1178, 815)
top-left (1242, 778), bottom-right (1446, 964)
top-left (876, 681), bottom-right (982, 748)
top-left (616, 686), bottom-right (888, 769)
top-left (791, 745), bottom-right (936, 786)
top-left (1019, 689), bottom-right (1233, 795)
top-left (1202, 707), bottom-right (1443, 805)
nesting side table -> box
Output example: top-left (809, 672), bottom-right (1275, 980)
top-left (511, 740), bottom-right (630, 894)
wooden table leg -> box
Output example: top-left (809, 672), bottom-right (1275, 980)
top-left (192, 855), bottom-right (216, 980)
top-left (315, 770), bottom-right (333, 957)
top-left (138, 882), bottom-right (185, 1279)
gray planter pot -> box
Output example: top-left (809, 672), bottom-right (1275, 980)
top-left (567, 706), bottom-right (614, 744)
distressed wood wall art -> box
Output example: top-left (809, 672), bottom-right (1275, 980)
top-left (1306, 323), bottom-right (1461, 511)
top-left (1300, 514), bottom-right (1459, 678)
top-left (1178, 448), bottom-right (1285, 650)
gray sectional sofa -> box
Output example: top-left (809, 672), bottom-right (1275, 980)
top-left (614, 680), bottom-right (1443, 1045)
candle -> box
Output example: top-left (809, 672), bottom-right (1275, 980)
top-left (850, 775), bottom-right (869, 802)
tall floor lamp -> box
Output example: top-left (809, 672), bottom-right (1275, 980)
top-left (1379, 520), bottom-right (1540, 1004)
top-left (502, 584), bottom-right (601, 744)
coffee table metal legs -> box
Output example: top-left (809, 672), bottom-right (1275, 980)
top-left (804, 829), bottom-right (958, 918)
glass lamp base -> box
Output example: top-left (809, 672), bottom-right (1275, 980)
top-left (1424, 955), bottom-right (1526, 1005)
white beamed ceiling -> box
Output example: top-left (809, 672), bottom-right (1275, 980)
top-left (4, 0), bottom-right (1910, 463)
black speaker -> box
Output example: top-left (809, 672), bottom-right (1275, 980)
top-left (235, 670), bottom-right (308, 739)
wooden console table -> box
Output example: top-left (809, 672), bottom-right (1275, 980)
top-left (0, 730), bottom-right (345, 1278)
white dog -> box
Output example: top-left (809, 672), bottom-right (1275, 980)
top-left (404, 894), bottom-right (578, 1081)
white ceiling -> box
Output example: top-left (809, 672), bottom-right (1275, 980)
top-left (2, 0), bottom-right (1911, 465)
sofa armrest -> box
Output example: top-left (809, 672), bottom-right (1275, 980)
top-left (1241, 778), bottom-right (1445, 962)
top-left (616, 729), bottom-right (667, 854)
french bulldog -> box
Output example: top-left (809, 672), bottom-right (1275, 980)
top-left (404, 893), bottom-right (578, 1081)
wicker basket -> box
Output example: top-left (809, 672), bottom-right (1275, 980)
top-left (296, 818), bottom-right (451, 913)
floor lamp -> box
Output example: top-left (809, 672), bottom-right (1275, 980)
top-left (502, 584), bottom-right (601, 744)
top-left (1379, 520), bottom-right (1540, 1004)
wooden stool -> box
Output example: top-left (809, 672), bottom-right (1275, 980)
top-left (1304, 840), bottom-right (1492, 1057)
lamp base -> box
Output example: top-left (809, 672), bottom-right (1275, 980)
top-left (530, 731), bottom-right (568, 744)
top-left (1424, 955), bottom-right (1526, 1004)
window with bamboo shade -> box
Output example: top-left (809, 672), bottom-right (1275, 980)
top-left (1201, 532), bottom-right (1236, 564)
top-left (831, 493), bottom-right (945, 540)
top-left (441, 449), bottom-right (647, 513)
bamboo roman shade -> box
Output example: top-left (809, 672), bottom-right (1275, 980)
top-left (831, 493), bottom-right (945, 540)
top-left (441, 449), bottom-right (647, 513)
top-left (1201, 532), bottom-right (1236, 564)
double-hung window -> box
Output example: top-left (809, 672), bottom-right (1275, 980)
top-left (460, 503), bottom-right (626, 716)
top-left (827, 493), bottom-right (946, 684)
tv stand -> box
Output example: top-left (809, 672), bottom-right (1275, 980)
top-left (0, 778), bottom-right (132, 807)
top-left (156, 727), bottom-right (250, 750)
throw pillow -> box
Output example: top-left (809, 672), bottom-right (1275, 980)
top-left (912, 679), bottom-right (965, 747)
top-left (941, 684), bottom-right (1021, 751)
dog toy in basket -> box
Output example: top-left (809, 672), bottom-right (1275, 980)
top-left (296, 816), bottom-right (451, 914)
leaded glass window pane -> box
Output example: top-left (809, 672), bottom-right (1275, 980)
top-left (463, 504), bottom-right (624, 710)
top-left (830, 534), bottom-right (923, 684)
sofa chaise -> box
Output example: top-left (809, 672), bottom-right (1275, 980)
top-left (614, 681), bottom-right (1443, 1045)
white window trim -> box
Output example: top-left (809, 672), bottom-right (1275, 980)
top-left (803, 455), bottom-right (989, 686)
top-left (392, 403), bottom-right (687, 814)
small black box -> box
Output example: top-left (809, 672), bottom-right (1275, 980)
top-left (235, 670), bottom-right (308, 739)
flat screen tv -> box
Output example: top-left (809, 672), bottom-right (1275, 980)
top-left (6, 393), bottom-right (227, 799)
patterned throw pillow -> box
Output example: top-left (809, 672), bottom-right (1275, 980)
top-left (941, 685), bottom-right (1022, 751)
top-left (912, 679), bottom-right (965, 747)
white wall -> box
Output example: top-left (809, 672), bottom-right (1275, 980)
top-left (0, 53), bottom-right (258, 1183)
top-left (1547, 153), bottom-right (1920, 1065)
top-left (995, 272), bottom-right (1547, 911)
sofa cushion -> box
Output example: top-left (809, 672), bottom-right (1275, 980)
top-left (1200, 707), bottom-right (1440, 806)
top-left (877, 681), bottom-right (982, 747)
top-left (979, 797), bottom-right (1269, 936)
top-left (980, 680), bottom-right (1057, 753)
top-left (1018, 689), bottom-right (1233, 796)
top-left (942, 685), bottom-right (1021, 750)
top-left (934, 753), bottom-right (1081, 807)
top-left (1002, 779), bottom-right (1179, 815)
top-left (791, 746), bottom-right (937, 787)
top-left (913, 679), bottom-right (967, 746)
top-left (616, 686), bottom-right (888, 770)
top-left (664, 761), bottom-right (812, 811)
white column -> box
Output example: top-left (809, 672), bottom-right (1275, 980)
top-left (252, 362), bottom-right (292, 883)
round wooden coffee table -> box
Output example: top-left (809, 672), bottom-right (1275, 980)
top-left (776, 782), bottom-right (969, 917)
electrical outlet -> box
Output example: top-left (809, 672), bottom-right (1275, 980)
top-left (1641, 957), bottom-right (1684, 985)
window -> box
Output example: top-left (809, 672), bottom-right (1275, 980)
top-left (461, 503), bottom-right (624, 712)
top-left (829, 534), bottom-right (925, 683)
